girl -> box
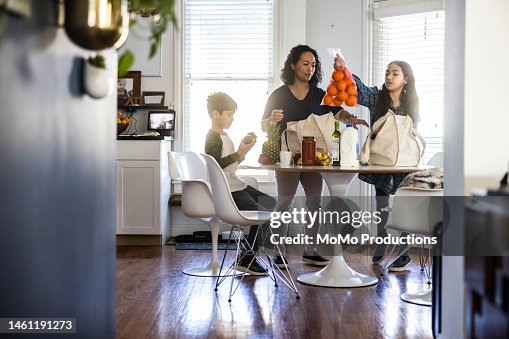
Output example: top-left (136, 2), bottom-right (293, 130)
top-left (336, 55), bottom-right (420, 271)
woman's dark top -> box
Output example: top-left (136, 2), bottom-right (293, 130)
top-left (262, 85), bottom-right (343, 140)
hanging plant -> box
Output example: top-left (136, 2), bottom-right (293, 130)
top-left (84, 53), bottom-right (114, 99)
top-left (88, 54), bottom-right (107, 69)
top-left (118, 0), bottom-right (178, 76)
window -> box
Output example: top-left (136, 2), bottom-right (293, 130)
top-left (372, 0), bottom-right (445, 164)
top-left (183, 0), bottom-right (275, 177)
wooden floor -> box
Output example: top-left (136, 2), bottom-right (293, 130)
top-left (116, 245), bottom-right (433, 339)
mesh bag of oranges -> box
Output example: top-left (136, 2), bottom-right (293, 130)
top-left (322, 50), bottom-right (358, 107)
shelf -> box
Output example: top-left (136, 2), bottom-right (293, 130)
top-left (118, 105), bottom-right (169, 110)
top-left (117, 135), bottom-right (173, 140)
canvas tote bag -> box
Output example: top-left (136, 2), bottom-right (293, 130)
top-left (359, 110), bottom-right (426, 166)
top-left (281, 113), bottom-right (336, 154)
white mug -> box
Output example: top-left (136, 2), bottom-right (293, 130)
top-left (280, 151), bottom-right (293, 167)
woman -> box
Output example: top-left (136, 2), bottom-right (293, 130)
top-left (262, 45), bottom-right (368, 267)
top-left (336, 55), bottom-right (420, 271)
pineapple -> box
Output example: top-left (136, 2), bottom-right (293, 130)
top-left (262, 121), bottom-right (281, 164)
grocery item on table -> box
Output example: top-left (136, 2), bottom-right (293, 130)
top-left (322, 65), bottom-right (358, 107)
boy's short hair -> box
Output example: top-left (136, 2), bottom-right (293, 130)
top-left (207, 92), bottom-right (237, 117)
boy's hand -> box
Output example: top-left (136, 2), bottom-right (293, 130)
top-left (237, 138), bottom-right (256, 158)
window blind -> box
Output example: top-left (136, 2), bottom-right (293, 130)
top-left (372, 0), bottom-right (445, 164)
top-left (183, 0), bottom-right (274, 174)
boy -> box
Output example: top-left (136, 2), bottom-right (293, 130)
top-left (205, 92), bottom-right (276, 275)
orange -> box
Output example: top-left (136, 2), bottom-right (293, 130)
top-left (344, 77), bottom-right (354, 86)
top-left (323, 95), bottom-right (334, 105)
top-left (336, 91), bottom-right (348, 101)
top-left (346, 85), bottom-right (357, 96)
top-left (327, 85), bottom-right (338, 96)
top-left (333, 97), bottom-right (344, 106)
top-left (343, 67), bottom-right (352, 79)
top-left (345, 95), bottom-right (357, 106)
top-left (336, 80), bottom-right (347, 92)
top-left (332, 70), bottom-right (344, 82)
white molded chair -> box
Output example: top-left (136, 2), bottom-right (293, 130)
top-left (202, 153), bottom-right (300, 302)
top-left (380, 152), bottom-right (445, 269)
top-left (168, 151), bottom-right (225, 277)
top-left (427, 151), bottom-right (444, 168)
top-left (384, 186), bottom-right (443, 306)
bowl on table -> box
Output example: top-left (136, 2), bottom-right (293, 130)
top-left (117, 123), bottom-right (128, 135)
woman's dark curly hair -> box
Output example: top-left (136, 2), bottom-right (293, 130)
top-left (280, 45), bottom-right (322, 87)
top-left (376, 60), bottom-right (420, 124)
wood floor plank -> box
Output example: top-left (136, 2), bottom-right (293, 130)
top-left (116, 245), bottom-right (433, 338)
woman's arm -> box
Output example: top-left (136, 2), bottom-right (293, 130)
top-left (334, 109), bottom-right (369, 128)
top-left (261, 89), bottom-right (284, 132)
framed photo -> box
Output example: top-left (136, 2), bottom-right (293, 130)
top-left (117, 71), bottom-right (141, 106)
top-left (142, 91), bottom-right (165, 106)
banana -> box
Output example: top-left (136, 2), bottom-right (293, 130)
top-left (315, 151), bottom-right (331, 165)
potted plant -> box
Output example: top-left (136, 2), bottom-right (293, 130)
top-left (84, 53), bottom-right (114, 99)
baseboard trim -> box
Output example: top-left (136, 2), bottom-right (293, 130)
top-left (116, 234), bottom-right (163, 245)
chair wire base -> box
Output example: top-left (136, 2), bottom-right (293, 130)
top-left (214, 225), bottom-right (301, 302)
top-left (379, 238), bottom-right (433, 307)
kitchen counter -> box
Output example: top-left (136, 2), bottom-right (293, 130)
top-left (117, 135), bottom-right (173, 141)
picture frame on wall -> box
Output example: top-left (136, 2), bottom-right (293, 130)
top-left (142, 91), bottom-right (165, 106)
top-left (117, 71), bottom-right (141, 106)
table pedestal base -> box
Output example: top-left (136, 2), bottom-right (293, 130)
top-left (297, 256), bottom-right (378, 287)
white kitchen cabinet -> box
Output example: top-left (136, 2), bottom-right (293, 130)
top-left (116, 139), bottom-right (172, 244)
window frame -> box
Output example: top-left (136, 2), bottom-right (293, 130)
top-left (360, 0), bottom-right (445, 197)
top-left (367, 0), bottom-right (445, 164)
top-left (179, 0), bottom-right (281, 183)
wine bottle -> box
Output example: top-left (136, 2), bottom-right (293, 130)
top-left (332, 120), bottom-right (341, 166)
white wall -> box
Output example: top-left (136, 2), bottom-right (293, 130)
top-left (464, 0), bottom-right (509, 193)
top-left (305, 0), bottom-right (366, 198)
top-left (280, 0), bottom-right (307, 66)
top-left (442, 0), bottom-right (509, 338)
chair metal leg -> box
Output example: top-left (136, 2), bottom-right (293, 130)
top-left (215, 224), bottom-right (301, 301)
top-left (215, 225), bottom-right (253, 302)
top-left (255, 227), bottom-right (300, 299)
top-left (228, 228), bottom-right (244, 303)
top-left (380, 231), bottom-right (413, 274)
top-left (215, 226), bottom-right (238, 291)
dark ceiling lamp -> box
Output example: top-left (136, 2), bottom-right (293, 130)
top-left (64, 0), bottom-right (129, 50)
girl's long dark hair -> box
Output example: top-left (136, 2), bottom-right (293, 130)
top-left (280, 44), bottom-right (322, 87)
top-left (376, 60), bottom-right (420, 124)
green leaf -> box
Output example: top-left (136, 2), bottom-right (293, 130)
top-left (118, 51), bottom-right (134, 76)
top-left (88, 54), bottom-right (106, 69)
top-left (0, 10), bottom-right (7, 36)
